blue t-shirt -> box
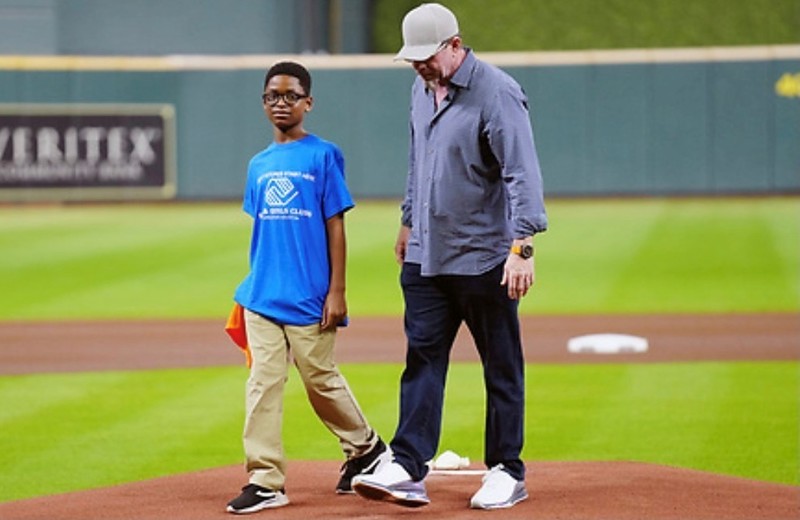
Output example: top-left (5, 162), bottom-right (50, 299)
top-left (234, 134), bottom-right (354, 325)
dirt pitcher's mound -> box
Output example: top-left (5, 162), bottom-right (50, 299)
top-left (0, 461), bottom-right (796, 520)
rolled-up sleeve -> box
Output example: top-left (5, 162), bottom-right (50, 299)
top-left (485, 83), bottom-right (548, 237)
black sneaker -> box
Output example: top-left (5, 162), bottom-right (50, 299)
top-left (336, 437), bottom-right (391, 494)
top-left (226, 484), bottom-right (289, 514)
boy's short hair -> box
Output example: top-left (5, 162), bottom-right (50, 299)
top-left (264, 61), bottom-right (312, 95)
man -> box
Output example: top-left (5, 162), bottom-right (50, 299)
top-left (352, 2), bottom-right (547, 512)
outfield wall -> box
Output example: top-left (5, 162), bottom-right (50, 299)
top-left (0, 46), bottom-right (798, 201)
top-left (0, 0), bottom-right (371, 55)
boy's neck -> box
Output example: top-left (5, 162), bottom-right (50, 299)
top-left (273, 126), bottom-right (308, 144)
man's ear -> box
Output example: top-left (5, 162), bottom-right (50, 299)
top-left (305, 96), bottom-right (314, 112)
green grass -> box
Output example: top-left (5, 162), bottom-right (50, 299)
top-left (527, 198), bottom-right (800, 314)
top-left (0, 361), bottom-right (796, 502)
top-left (0, 198), bottom-right (797, 321)
top-left (0, 203), bottom-right (251, 320)
top-left (372, 0), bottom-right (800, 52)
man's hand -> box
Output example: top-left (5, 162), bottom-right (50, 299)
top-left (501, 251), bottom-right (535, 300)
top-left (395, 225), bottom-right (411, 264)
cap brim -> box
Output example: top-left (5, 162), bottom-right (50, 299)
top-left (394, 43), bottom-right (439, 62)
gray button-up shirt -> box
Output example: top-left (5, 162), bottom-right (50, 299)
top-left (401, 50), bottom-right (548, 276)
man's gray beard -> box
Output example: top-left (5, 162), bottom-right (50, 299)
top-left (425, 79), bottom-right (438, 92)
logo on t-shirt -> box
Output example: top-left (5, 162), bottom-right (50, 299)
top-left (265, 177), bottom-right (298, 206)
top-left (257, 171), bottom-right (315, 220)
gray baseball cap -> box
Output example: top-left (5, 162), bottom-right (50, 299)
top-left (394, 3), bottom-right (459, 62)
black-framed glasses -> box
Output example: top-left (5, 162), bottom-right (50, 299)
top-left (261, 91), bottom-right (308, 106)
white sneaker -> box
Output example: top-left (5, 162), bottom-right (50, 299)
top-left (470, 464), bottom-right (528, 510)
top-left (352, 461), bottom-right (430, 507)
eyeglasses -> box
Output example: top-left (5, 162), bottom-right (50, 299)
top-left (434, 38), bottom-right (453, 54)
top-left (261, 91), bottom-right (308, 106)
top-left (406, 37), bottom-right (455, 64)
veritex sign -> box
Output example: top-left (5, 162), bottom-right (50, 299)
top-left (0, 104), bottom-right (176, 201)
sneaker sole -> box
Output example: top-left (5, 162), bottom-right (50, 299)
top-left (352, 481), bottom-right (429, 508)
top-left (226, 495), bottom-right (289, 514)
top-left (470, 490), bottom-right (528, 510)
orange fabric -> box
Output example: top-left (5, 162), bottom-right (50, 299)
top-left (225, 303), bottom-right (252, 367)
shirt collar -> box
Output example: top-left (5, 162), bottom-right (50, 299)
top-left (448, 48), bottom-right (475, 90)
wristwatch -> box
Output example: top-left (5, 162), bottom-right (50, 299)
top-left (511, 244), bottom-right (534, 259)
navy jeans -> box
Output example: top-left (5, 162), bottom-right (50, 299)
top-left (390, 262), bottom-right (526, 482)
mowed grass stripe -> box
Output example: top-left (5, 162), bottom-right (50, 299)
top-left (612, 200), bottom-right (799, 312)
top-left (558, 363), bottom-right (738, 465)
top-left (523, 197), bottom-right (800, 314)
top-left (526, 199), bottom-right (666, 314)
top-left (522, 362), bottom-right (799, 484)
top-left (0, 367), bottom-right (245, 497)
top-left (705, 362), bottom-right (800, 483)
top-left (0, 198), bottom-right (798, 320)
top-left (345, 202), bottom-right (405, 316)
top-left (526, 363), bottom-right (633, 459)
top-left (0, 204), bottom-right (250, 319)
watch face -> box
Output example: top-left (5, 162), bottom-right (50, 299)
top-left (520, 244), bottom-right (534, 259)
top-left (513, 244), bottom-right (534, 259)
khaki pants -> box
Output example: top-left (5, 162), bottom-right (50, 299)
top-left (242, 309), bottom-right (376, 490)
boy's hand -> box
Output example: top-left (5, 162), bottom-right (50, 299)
top-left (321, 291), bottom-right (347, 331)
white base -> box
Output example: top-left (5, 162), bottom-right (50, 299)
top-left (567, 333), bottom-right (648, 354)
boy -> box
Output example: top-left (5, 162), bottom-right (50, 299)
top-left (226, 61), bottom-right (388, 514)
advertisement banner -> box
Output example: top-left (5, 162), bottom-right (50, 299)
top-left (0, 104), bottom-right (176, 201)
